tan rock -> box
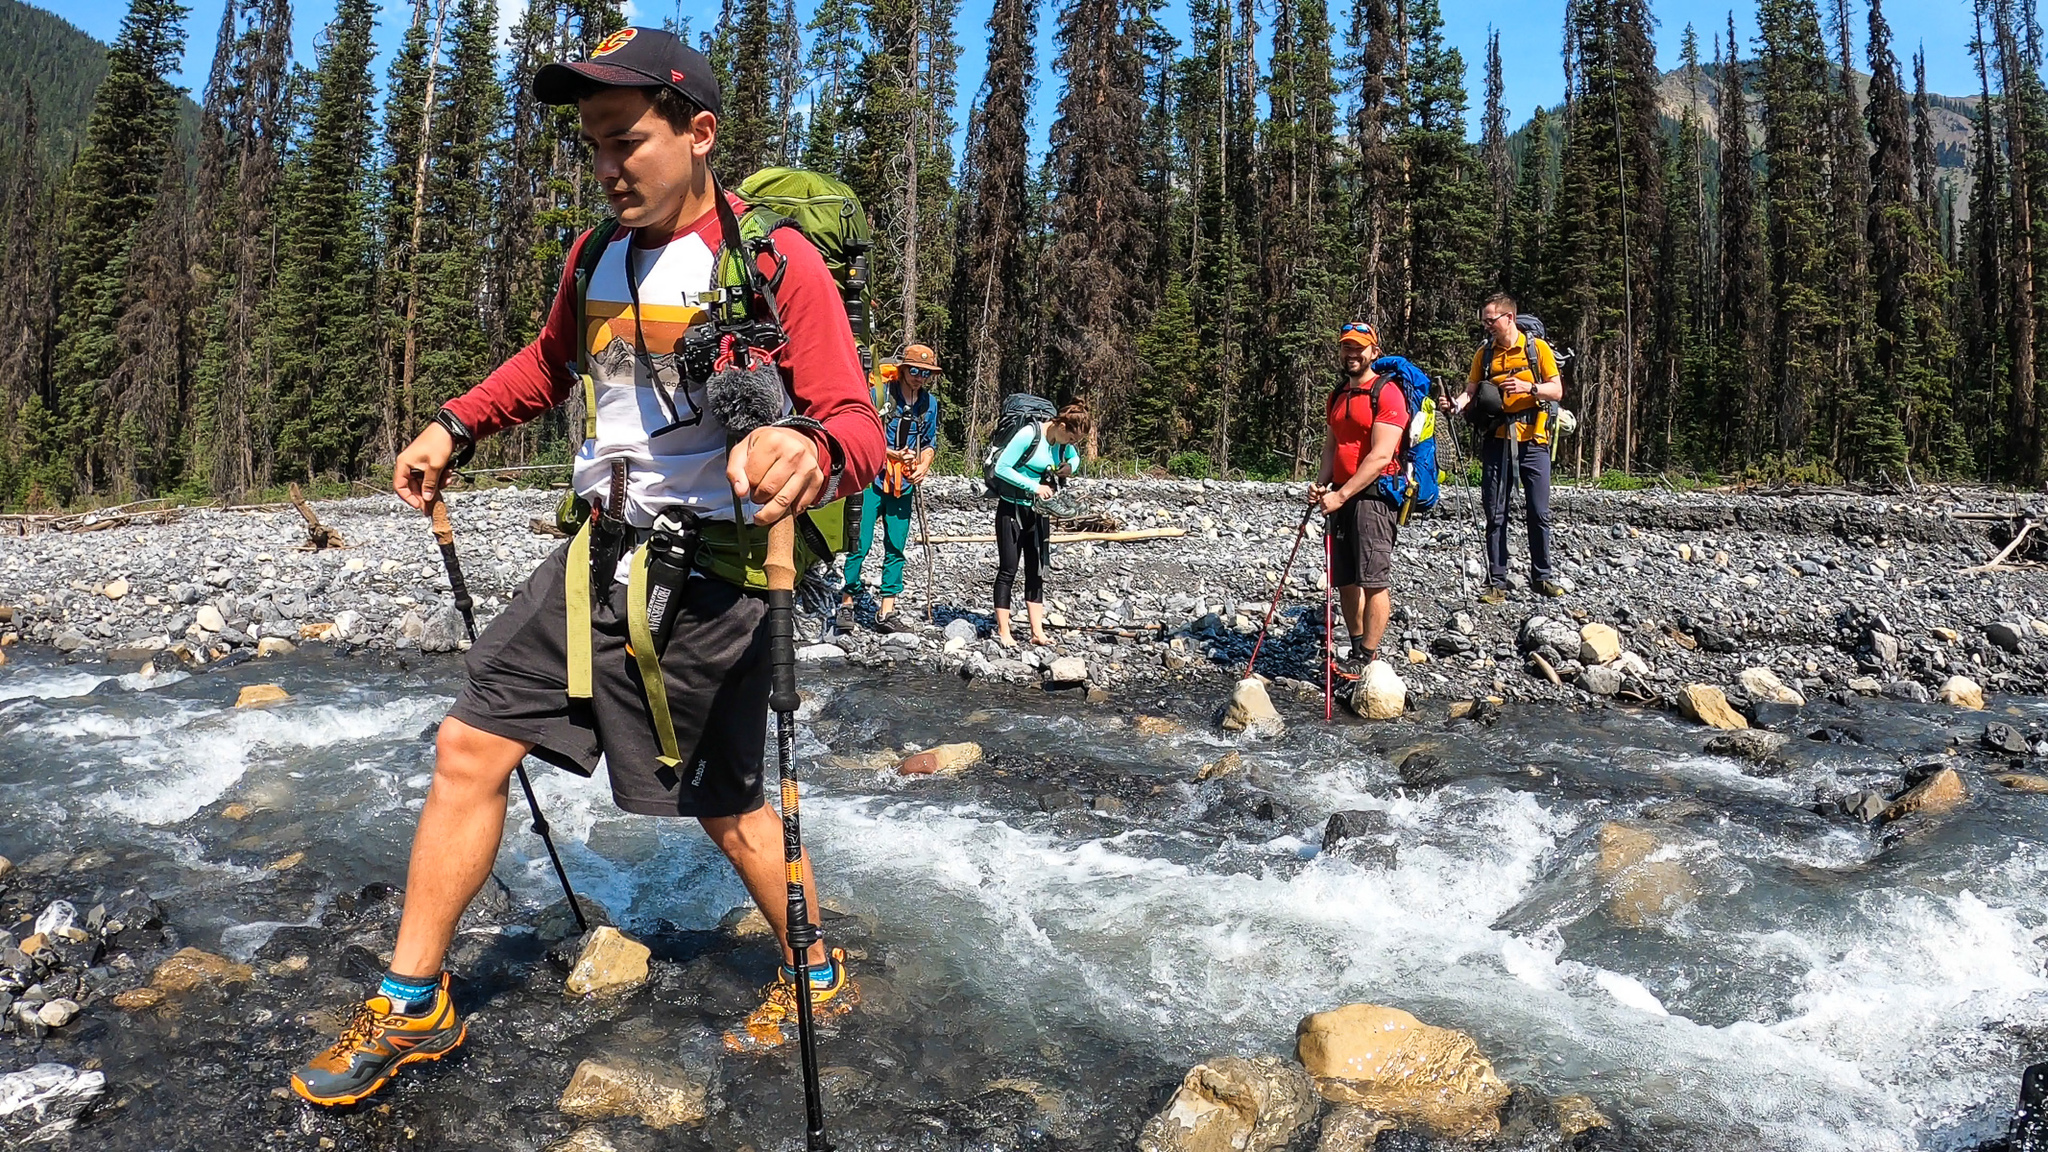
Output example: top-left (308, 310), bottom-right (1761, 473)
top-left (221, 803), bottom-right (253, 821)
top-left (898, 742), bottom-right (984, 776)
top-left (1406, 648), bottom-right (1429, 664)
top-left (18, 933), bottom-right (45, 955)
top-left (235, 684), bottom-right (290, 709)
top-left (1296, 1004), bottom-right (1512, 1140)
top-left (557, 1058), bottom-right (707, 1128)
top-left (1222, 678), bottom-right (1284, 737)
top-left (298, 622), bottom-right (339, 642)
top-left (1351, 660), bottom-right (1406, 721)
top-left (103, 578), bottom-right (129, 600)
top-left (1677, 684), bottom-right (1746, 730)
top-left (1931, 626), bottom-right (1959, 643)
top-left (1314, 1105), bottom-right (1395, 1152)
top-left (1880, 767), bottom-right (1966, 823)
top-left (720, 906), bottom-right (773, 938)
top-left (150, 948), bottom-right (253, 994)
top-left (1553, 1094), bottom-right (1612, 1138)
top-left (1578, 623), bottom-right (1622, 665)
top-left (1134, 715), bottom-right (1183, 737)
top-left (1447, 700), bottom-right (1476, 720)
top-left (1136, 1056), bottom-right (1317, 1152)
top-left (564, 926), bottom-right (651, 997)
top-left (1595, 823), bottom-right (1701, 928)
top-left (267, 851), bottom-right (305, 871)
top-left (256, 637), bottom-right (297, 658)
top-left (1196, 751), bottom-right (1244, 781)
top-left (1938, 675), bottom-right (1986, 710)
top-left (544, 1129), bottom-right (619, 1152)
top-left (113, 988), bottom-right (166, 1010)
top-left (1738, 666), bottom-right (1805, 707)
top-left (1997, 774), bottom-right (2048, 793)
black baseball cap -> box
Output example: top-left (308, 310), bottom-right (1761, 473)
top-left (532, 26), bottom-right (722, 116)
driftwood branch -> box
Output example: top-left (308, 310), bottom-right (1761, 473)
top-left (914, 527), bottom-right (1188, 545)
top-left (289, 483), bottom-right (344, 550)
top-left (1962, 517), bottom-right (2038, 574)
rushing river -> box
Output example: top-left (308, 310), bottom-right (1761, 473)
top-left (1, 647), bottom-right (2044, 1151)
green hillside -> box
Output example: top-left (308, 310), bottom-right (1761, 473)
top-left (0, 0), bottom-right (112, 165)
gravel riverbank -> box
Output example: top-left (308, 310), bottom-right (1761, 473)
top-left (3, 477), bottom-right (2045, 720)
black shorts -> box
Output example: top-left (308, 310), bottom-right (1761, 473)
top-left (447, 540), bottom-right (770, 818)
top-left (1330, 493), bottom-right (1399, 590)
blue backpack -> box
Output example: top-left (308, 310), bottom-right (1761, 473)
top-left (1366, 355), bottom-right (1440, 520)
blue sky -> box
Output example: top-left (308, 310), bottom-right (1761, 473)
top-left (58, 0), bottom-right (1992, 150)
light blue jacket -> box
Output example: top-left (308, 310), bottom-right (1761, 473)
top-left (991, 422), bottom-right (1078, 505)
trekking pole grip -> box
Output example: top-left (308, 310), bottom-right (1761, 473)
top-left (765, 516), bottom-right (800, 714)
top-left (429, 497), bottom-right (455, 547)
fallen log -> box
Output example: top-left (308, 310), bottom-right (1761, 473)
top-left (913, 527), bottom-right (1188, 545)
top-left (1962, 518), bottom-right (2038, 574)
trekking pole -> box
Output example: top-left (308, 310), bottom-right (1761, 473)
top-left (1244, 501), bottom-right (1317, 680)
top-left (764, 513), bottom-right (833, 1152)
top-left (426, 492), bottom-right (585, 933)
top-left (914, 484), bottom-right (936, 623)
top-left (1323, 533), bottom-right (1335, 723)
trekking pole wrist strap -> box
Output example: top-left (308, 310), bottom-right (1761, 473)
top-left (773, 415), bottom-right (845, 503)
top-left (432, 408), bottom-right (477, 470)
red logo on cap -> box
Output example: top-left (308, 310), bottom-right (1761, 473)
top-left (671, 69), bottom-right (685, 83)
top-left (591, 28), bottom-right (637, 58)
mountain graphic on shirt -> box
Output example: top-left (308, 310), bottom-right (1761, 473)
top-left (590, 336), bottom-right (688, 394)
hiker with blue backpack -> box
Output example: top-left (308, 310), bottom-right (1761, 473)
top-left (1310, 323), bottom-right (1440, 681)
top-left (836, 343), bottom-right (940, 635)
top-left (984, 397), bottom-right (1089, 647)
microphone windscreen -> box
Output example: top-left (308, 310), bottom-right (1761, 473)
top-left (705, 354), bottom-right (787, 438)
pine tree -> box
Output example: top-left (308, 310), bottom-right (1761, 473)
top-left (1819, 0), bottom-right (1875, 472)
top-left (0, 91), bottom-right (57, 501)
top-left (800, 0), bottom-right (863, 170)
top-left (1503, 105), bottom-right (1553, 312)
top-left (1859, 0), bottom-right (1927, 476)
top-left (1044, 0), bottom-right (1153, 454)
top-left (48, 0), bottom-right (188, 499)
top-left (1991, 0), bottom-right (2047, 479)
top-left (104, 141), bottom-right (193, 494)
top-left (412, 0), bottom-right (504, 418)
top-left (720, 0), bottom-right (777, 171)
top-left (1962, 8), bottom-right (2008, 476)
top-left (948, 0), bottom-right (1036, 461)
top-left (269, 0), bottom-right (380, 481)
top-left (1655, 25), bottom-right (1711, 465)
top-left (1550, 0), bottom-right (1664, 474)
top-left (1480, 30), bottom-right (1511, 286)
top-left (1756, 0), bottom-right (1834, 461)
top-left (1391, 0), bottom-right (1488, 367)
top-left (1717, 20), bottom-right (1770, 463)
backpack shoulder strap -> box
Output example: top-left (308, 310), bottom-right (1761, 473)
top-left (573, 217), bottom-right (621, 444)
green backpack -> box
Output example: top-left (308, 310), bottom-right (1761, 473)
top-left (732, 167), bottom-right (875, 365)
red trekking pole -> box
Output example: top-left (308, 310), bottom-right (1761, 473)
top-left (1323, 533), bottom-right (1335, 722)
top-left (1243, 502), bottom-right (1318, 680)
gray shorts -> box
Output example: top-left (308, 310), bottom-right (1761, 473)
top-left (447, 540), bottom-right (770, 818)
top-left (1331, 493), bottom-right (1399, 590)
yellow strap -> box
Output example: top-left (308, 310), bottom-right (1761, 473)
top-left (626, 544), bottom-right (683, 768)
top-left (566, 519), bottom-right (594, 700)
top-left (580, 371), bottom-right (598, 444)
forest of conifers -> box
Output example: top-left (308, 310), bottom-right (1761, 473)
top-left (0, 0), bottom-right (2042, 505)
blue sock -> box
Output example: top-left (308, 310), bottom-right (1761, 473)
top-left (781, 955), bottom-right (836, 989)
top-left (378, 970), bottom-right (441, 1014)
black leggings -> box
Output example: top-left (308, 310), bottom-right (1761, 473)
top-left (994, 502), bottom-right (1048, 609)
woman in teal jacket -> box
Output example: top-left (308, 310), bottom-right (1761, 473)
top-left (989, 401), bottom-right (1089, 646)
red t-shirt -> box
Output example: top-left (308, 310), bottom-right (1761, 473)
top-left (1328, 373), bottom-right (1408, 486)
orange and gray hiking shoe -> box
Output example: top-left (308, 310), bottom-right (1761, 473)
top-left (290, 974), bottom-right (466, 1106)
top-left (722, 948), bottom-right (859, 1054)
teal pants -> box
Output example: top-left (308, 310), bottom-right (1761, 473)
top-left (843, 486), bottom-right (913, 597)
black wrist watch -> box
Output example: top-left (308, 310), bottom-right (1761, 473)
top-left (432, 408), bottom-right (476, 470)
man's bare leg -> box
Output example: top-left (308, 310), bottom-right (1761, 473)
top-left (389, 718), bottom-right (532, 977)
top-left (702, 805), bottom-right (828, 969)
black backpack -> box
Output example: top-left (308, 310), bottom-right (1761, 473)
top-left (981, 393), bottom-right (1059, 500)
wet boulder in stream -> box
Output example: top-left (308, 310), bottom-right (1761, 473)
top-left (557, 1056), bottom-right (708, 1128)
top-left (1222, 678), bottom-right (1283, 737)
top-left (1136, 1055), bottom-right (1316, 1152)
top-left (563, 926), bottom-right (650, 997)
top-left (1677, 684), bottom-right (1747, 730)
top-left (1296, 1003), bottom-right (1512, 1140)
top-left (0, 1063), bottom-right (105, 1142)
top-left (1878, 766), bottom-right (1966, 824)
top-left (1351, 661), bottom-right (1407, 720)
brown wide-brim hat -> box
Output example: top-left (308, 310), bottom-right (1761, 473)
top-left (898, 344), bottom-right (942, 373)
